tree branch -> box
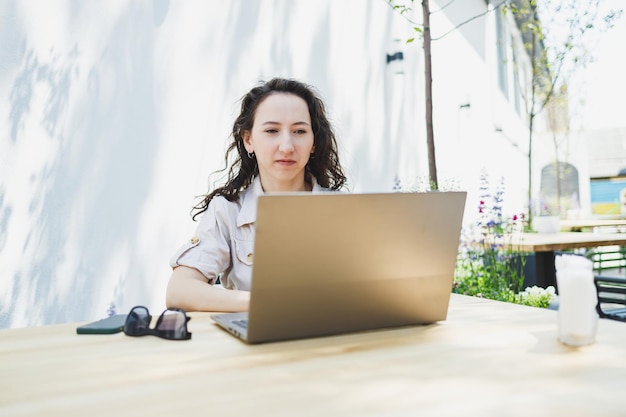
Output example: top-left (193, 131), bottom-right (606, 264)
top-left (432, 0), bottom-right (508, 41)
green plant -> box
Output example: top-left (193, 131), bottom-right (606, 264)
top-left (516, 285), bottom-right (556, 308)
top-left (454, 172), bottom-right (532, 304)
top-left (394, 175), bottom-right (462, 193)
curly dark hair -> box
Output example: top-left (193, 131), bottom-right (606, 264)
top-left (192, 78), bottom-right (347, 220)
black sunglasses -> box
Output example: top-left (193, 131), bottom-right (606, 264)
top-left (123, 306), bottom-right (192, 340)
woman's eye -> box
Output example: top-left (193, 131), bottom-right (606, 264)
top-left (264, 129), bottom-right (278, 134)
top-left (294, 129), bottom-right (307, 134)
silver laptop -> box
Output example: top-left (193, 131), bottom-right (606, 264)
top-left (211, 191), bottom-right (467, 344)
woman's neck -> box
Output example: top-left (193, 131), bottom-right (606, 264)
top-left (260, 175), bottom-right (311, 192)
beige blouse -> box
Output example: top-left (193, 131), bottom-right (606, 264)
top-left (170, 176), bottom-right (325, 290)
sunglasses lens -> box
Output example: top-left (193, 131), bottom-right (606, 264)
top-left (156, 310), bottom-right (190, 340)
top-left (123, 306), bottom-right (191, 340)
top-left (124, 307), bottom-right (151, 336)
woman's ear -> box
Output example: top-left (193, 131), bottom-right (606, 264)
top-left (242, 130), bottom-right (253, 154)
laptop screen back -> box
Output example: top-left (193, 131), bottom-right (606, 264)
top-left (243, 191), bottom-right (467, 343)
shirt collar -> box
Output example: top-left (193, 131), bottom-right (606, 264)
top-left (237, 176), bottom-right (264, 227)
top-left (237, 175), bottom-right (324, 227)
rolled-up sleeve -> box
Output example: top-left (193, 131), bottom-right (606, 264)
top-left (169, 199), bottom-right (233, 285)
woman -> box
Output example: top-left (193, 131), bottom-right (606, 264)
top-left (166, 78), bottom-right (347, 312)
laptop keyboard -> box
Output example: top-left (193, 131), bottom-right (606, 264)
top-left (233, 319), bottom-right (248, 329)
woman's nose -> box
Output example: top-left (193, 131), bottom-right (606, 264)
top-left (278, 132), bottom-right (295, 152)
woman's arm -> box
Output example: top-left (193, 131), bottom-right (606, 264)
top-left (166, 265), bottom-right (250, 312)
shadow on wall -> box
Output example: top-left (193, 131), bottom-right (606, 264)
top-left (0, 0), bottom-right (406, 327)
top-left (1, 2), bottom-right (166, 327)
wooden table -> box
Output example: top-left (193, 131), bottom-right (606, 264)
top-left (503, 232), bottom-right (626, 290)
top-left (2, 294), bottom-right (626, 417)
top-left (560, 219), bottom-right (626, 232)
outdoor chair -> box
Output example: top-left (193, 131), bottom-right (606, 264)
top-left (594, 275), bottom-right (626, 322)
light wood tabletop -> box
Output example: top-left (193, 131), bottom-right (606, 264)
top-left (560, 219), bottom-right (626, 232)
top-left (504, 231), bottom-right (626, 252)
top-left (500, 232), bottom-right (626, 290)
top-left (2, 294), bottom-right (626, 417)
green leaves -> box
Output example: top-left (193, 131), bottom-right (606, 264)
top-left (454, 173), bottom-right (535, 306)
top-left (406, 25), bottom-right (423, 43)
top-left (387, 0), bottom-right (424, 42)
top-left (389, 1), bottom-right (412, 16)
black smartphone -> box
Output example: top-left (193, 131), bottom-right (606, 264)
top-left (76, 314), bottom-right (128, 334)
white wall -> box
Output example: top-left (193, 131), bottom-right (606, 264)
top-left (0, 0), bottom-right (529, 327)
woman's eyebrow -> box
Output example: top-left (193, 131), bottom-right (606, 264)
top-left (261, 121), bottom-right (310, 126)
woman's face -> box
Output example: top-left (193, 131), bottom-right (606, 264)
top-left (243, 93), bottom-right (314, 192)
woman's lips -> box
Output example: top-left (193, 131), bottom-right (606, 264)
top-left (276, 159), bottom-right (296, 165)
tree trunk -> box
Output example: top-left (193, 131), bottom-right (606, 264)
top-left (422, 0), bottom-right (438, 190)
top-left (528, 112), bottom-right (534, 226)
